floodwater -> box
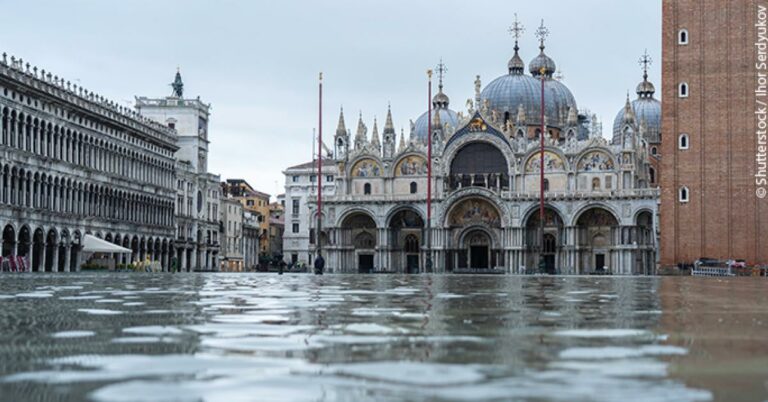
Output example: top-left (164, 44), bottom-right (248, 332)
top-left (0, 274), bottom-right (765, 402)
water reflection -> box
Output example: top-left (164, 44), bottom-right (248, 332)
top-left (0, 274), bottom-right (761, 401)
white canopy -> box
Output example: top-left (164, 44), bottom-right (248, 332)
top-left (82, 234), bottom-right (132, 254)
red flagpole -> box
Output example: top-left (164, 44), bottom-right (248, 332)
top-left (539, 67), bottom-right (546, 273)
top-left (317, 72), bottom-right (323, 264)
top-left (426, 69), bottom-right (433, 273)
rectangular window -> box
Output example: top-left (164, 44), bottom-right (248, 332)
top-left (292, 176), bottom-right (299, 183)
top-left (326, 175), bottom-right (334, 182)
top-left (292, 223), bottom-right (299, 233)
top-left (310, 175), bottom-right (317, 183)
top-left (292, 199), bottom-right (299, 215)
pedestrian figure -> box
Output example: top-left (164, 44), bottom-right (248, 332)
top-left (278, 263), bottom-right (284, 275)
top-left (314, 255), bottom-right (325, 275)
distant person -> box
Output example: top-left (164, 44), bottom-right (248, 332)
top-left (314, 255), bottom-right (325, 275)
top-left (278, 262), bottom-right (284, 275)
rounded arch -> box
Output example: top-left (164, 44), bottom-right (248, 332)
top-left (575, 149), bottom-right (616, 172)
top-left (449, 142), bottom-right (509, 176)
top-left (571, 202), bottom-right (621, 227)
top-left (349, 157), bottom-right (383, 178)
top-left (445, 196), bottom-right (503, 228)
top-left (523, 148), bottom-right (567, 173)
top-left (385, 206), bottom-right (425, 228)
top-left (393, 153), bottom-right (427, 176)
top-left (575, 207), bottom-right (620, 228)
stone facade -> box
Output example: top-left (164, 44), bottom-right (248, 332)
top-left (136, 76), bottom-right (221, 271)
top-left (220, 197), bottom-right (243, 271)
top-left (0, 53), bottom-right (177, 271)
top-left (317, 31), bottom-right (659, 275)
top-left (282, 159), bottom-right (337, 267)
top-left (661, 0), bottom-right (768, 266)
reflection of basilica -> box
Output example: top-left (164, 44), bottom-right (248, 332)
top-left (317, 22), bottom-right (659, 274)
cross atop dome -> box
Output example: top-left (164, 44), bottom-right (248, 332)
top-left (535, 19), bottom-right (550, 51)
top-left (436, 59), bottom-right (447, 91)
top-left (508, 13), bottom-right (525, 51)
top-left (639, 49), bottom-right (653, 81)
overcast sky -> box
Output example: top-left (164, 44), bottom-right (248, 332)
top-left (1, 0), bottom-right (660, 199)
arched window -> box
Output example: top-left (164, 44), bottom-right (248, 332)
top-left (409, 182), bottom-right (417, 194)
top-left (543, 179), bottom-right (549, 192)
top-left (649, 167), bottom-right (656, 184)
top-left (363, 183), bottom-right (371, 195)
top-left (679, 186), bottom-right (690, 203)
top-left (679, 82), bottom-right (689, 98)
top-left (650, 146), bottom-right (658, 156)
top-left (678, 133), bottom-right (689, 150)
top-left (678, 29), bottom-right (689, 45)
top-left (592, 177), bottom-right (601, 191)
top-left (404, 234), bottom-right (419, 253)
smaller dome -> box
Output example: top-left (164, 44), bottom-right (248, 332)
top-left (414, 108), bottom-right (459, 142)
top-left (636, 78), bottom-right (656, 98)
top-left (530, 52), bottom-right (556, 77)
top-left (508, 46), bottom-right (525, 74)
top-left (433, 91), bottom-right (450, 109)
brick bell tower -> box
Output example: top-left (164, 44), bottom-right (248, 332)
top-left (660, 0), bottom-right (768, 267)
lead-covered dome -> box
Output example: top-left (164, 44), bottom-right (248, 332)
top-left (613, 73), bottom-right (661, 145)
top-left (414, 89), bottom-right (459, 142)
top-left (480, 45), bottom-right (577, 128)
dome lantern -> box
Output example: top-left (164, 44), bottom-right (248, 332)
top-left (530, 20), bottom-right (556, 78)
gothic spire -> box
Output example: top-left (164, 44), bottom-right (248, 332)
top-left (398, 128), bottom-right (406, 153)
top-left (384, 104), bottom-right (395, 134)
top-left (336, 107), bottom-right (347, 136)
top-left (370, 117), bottom-right (381, 151)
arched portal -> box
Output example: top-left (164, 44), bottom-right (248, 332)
top-left (2, 224), bottom-right (15, 258)
top-left (575, 207), bottom-right (619, 273)
top-left (445, 197), bottom-right (503, 271)
top-left (388, 209), bottom-right (424, 274)
top-left (32, 228), bottom-right (44, 272)
top-left (449, 142), bottom-right (509, 191)
top-left (340, 212), bottom-right (377, 273)
top-left (17, 226), bottom-right (31, 269)
top-left (525, 207), bottom-right (564, 274)
top-left (44, 229), bottom-right (57, 272)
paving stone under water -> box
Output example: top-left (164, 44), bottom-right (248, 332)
top-left (0, 273), bottom-right (765, 401)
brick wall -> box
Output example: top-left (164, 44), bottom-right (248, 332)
top-left (661, 0), bottom-right (768, 266)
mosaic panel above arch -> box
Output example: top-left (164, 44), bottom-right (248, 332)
top-left (395, 156), bottom-right (427, 176)
top-left (448, 198), bottom-right (502, 227)
top-left (577, 151), bottom-right (615, 172)
top-left (351, 159), bottom-right (382, 177)
top-left (525, 151), bottom-right (565, 173)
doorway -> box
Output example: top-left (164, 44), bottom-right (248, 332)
top-left (406, 255), bottom-right (419, 274)
top-left (470, 246), bottom-right (489, 269)
top-left (358, 254), bottom-right (374, 273)
top-left (595, 253), bottom-right (606, 272)
top-left (542, 233), bottom-right (557, 274)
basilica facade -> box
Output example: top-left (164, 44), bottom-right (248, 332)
top-left (319, 30), bottom-right (660, 275)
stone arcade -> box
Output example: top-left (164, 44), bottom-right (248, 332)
top-left (318, 24), bottom-right (660, 274)
top-left (0, 53), bottom-right (177, 271)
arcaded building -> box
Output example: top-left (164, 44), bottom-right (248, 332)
top-left (318, 26), bottom-right (660, 274)
top-left (661, 0), bottom-right (768, 267)
top-left (0, 53), bottom-right (177, 271)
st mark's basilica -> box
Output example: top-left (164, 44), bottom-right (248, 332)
top-left (315, 22), bottom-right (661, 275)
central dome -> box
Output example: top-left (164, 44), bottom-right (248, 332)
top-left (481, 48), bottom-right (577, 128)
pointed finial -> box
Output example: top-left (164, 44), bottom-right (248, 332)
top-left (508, 13), bottom-right (525, 51)
top-left (535, 19), bottom-right (549, 51)
top-left (639, 49), bottom-right (653, 81)
top-left (436, 59), bottom-right (447, 91)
